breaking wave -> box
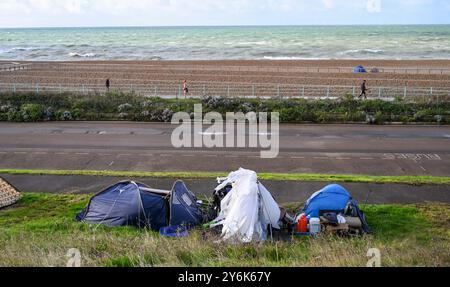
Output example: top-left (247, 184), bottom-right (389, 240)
top-left (68, 52), bottom-right (97, 58)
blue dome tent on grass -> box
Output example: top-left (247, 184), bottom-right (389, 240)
top-left (301, 184), bottom-right (370, 234)
top-left (76, 180), bottom-right (203, 231)
top-left (353, 65), bottom-right (367, 73)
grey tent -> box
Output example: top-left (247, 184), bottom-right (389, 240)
top-left (76, 180), bottom-right (203, 230)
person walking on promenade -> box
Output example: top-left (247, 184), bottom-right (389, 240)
top-left (359, 80), bottom-right (368, 100)
top-left (106, 78), bottom-right (111, 92)
top-left (183, 79), bottom-right (189, 98)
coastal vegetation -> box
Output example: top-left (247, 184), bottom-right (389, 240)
top-left (0, 92), bottom-right (448, 124)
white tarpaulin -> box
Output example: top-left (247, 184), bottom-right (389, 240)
top-left (213, 168), bottom-right (281, 243)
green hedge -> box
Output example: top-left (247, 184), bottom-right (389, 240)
top-left (0, 92), bottom-right (448, 124)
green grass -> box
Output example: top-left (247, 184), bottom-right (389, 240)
top-left (0, 193), bottom-right (449, 267)
top-left (1, 168), bottom-right (450, 185)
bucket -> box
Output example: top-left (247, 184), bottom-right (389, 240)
top-left (309, 218), bottom-right (321, 234)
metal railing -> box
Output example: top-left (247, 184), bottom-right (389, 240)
top-left (13, 62), bottom-right (450, 75)
top-left (1, 81), bottom-right (449, 102)
top-left (0, 63), bottom-right (32, 72)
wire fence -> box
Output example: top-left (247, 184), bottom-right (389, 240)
top-left (1, 82), bottom-right (449, 103)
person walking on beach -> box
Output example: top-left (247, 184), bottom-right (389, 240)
top-left (183, 79), bottom-right (189, 98)
top-left (105, 78), bottom-right (111, 92)
top-left (359, 80), bottom-right (368, 100)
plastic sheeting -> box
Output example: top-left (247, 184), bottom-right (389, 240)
top-left (214, 168), bottom-right (280, 243)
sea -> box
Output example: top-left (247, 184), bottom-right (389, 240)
top-left (0, 25), bottom-right (449, 61)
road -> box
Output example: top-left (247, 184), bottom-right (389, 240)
top-left (0, 122), bottom-right (449, 176)
top-left (2, 174), bottom-right (449, 204)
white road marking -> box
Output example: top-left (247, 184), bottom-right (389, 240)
top-left (75, 153), bottom-right (89, 155)
top-left (98, 153), bottom-right (112, 156)
top-left (108, 161), bottom-right (115, 167)
top-left (199, 132), bottom-right (228, 136)
top-left (33, 152), bottom-right (48, 155)
top-left (56, 152), bottom-right (68, 155)
top-left (291, 156), bottom-right (305, 159)
top-left (314, 157), bottom-right (329, 160)
top-left (14, 152), bottom-right (26, 154)
top-left (336, 157), bottom-right (351, 160)
top-left (419, 165), bottom-right (427, 172)
top-left (361, 157), bottom-right (375, 160)
top-left (160, 154), bottom-right (173, 157)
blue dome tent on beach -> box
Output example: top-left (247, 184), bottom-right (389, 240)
top-left (353, 65), bottom-right (367, 73)
top-left (76, 180), bottom-right (203, 231)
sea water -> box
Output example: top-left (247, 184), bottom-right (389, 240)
top-left (0, 25), bottom-right (449, 61)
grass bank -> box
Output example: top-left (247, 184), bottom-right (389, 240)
top-left (1, 169), bottom-right (450, 185)
top-left (0, 92), bottom-right (448, 124)
top-left (0, 193), bottom-right (448, 267)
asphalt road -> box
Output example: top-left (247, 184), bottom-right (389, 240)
top-left (2, 174), bottom-right (449, 204)
top-left (0, 122), bottom-right (450, 176)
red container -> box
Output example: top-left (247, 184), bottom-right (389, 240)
top-left (296, 214), bottom-right (308, 233)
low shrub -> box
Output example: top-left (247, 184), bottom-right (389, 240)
top-left (0, 92), bottom-right (448, 124)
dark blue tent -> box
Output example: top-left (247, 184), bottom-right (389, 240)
top-left (170, 181), bottom-right (203, 227)
top-left (76, 181), bottom-right (203, 231)
top-left (303, 184), bottom-right (351, 218)
top-left (353, 65), bottom-right (367, 73)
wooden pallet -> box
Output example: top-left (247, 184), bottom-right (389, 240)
top-left (0, 177), bottom-right (21, 209)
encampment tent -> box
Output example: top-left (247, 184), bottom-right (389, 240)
top-left (303, 184), bottom-right (350, 218)
top-left (212, 168), bottom-right (281, 243)
top-left (353, 65), bottom-right (367, 73)
top-left (302, 184), bottom-right (370, 233)
top-left (76, 180), bottom-right (203, 230)
top-left (0, 177), bottom-right (21, 209)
